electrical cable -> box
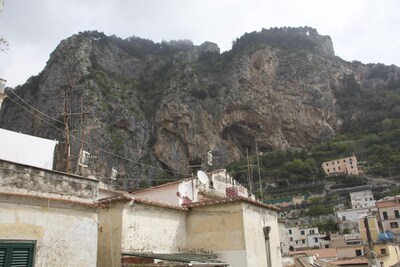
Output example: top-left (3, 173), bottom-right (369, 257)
top-left (5, 93), bottom-right (191, 177)
top-left (7, 89), bottom-right (65, 125)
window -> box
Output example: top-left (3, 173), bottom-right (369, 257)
top-left (333, 168), bottom-right (336, 171)
top-left (342, 216), bottom-right (346, 221)
top-left (338, 167), bottom-right (341, 170)
top-left (310, 230), bottom-right (315, 235)
top-left (325, 245), bottom-right (329, 248)
top-left (326, 163), bottom-right (329, 166)
top-left (351, 166), bottom-right (354, 169)
top-left (343, 159), bottom-right (346, 162)
top-left (295, 241), bottom-right (298, 244)
top-left (395, 210), bottom-right (400, 219)
top-left (356, 250), bottom-right (362, 256)
top-left (332, 161), bottom-right (335, 165)
top-left (380, 248), bottom-right (387, 255)
top-left (301, 230), bottom-right (305, 235)
top-left (288, 229), bottom-right (292, 235)
top-left (314, 237), bottom-right (319, 243)
top-left (327, 169), bottom-right (330, 172)
top-left (383, 211), bottom-right (388, 220)
top-left (337, 161), bottom-right (340, 164)
top-left (290, 237), bottom-right (293, 242)
top-left (390, 222), bottom-right (399, 229)
top-left (0, 242), bottom-right (34, 267)
top-left (302, 240), bottom-right (306, 244)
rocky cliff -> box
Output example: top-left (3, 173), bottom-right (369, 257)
top-left (1, 27), bottom-right (399, 188)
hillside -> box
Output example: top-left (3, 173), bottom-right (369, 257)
top-left (1, 27), bottom-right (399, 190)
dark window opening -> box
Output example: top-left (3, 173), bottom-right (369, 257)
top-left (0, 242), bottom-right (34, 267)
top-left (383, 211), bottom-right (388, 220)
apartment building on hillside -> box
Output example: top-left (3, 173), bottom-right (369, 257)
top-left (350, 190), bottom-right (375, 209)
top-left (285, 226), bottom-right (324, 252)
top-left (376, 196), bottom-right (400, 235)
top-left (321, 155), bottom-right (359, 176)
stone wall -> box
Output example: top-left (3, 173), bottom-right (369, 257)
top-left (0, 159), bottom-right (98, 202)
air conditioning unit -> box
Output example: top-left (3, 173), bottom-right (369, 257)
top-left (111, 167), bottom-right (118, 180)
top-left (78, 150), bottom-right (90, 167)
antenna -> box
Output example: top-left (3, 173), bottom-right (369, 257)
top-left (197, 170), bottom-right (209, 185)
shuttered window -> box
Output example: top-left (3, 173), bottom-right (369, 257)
top-left (0, 243), bottom-right (34, 267)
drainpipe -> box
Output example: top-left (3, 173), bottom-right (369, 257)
top-left (263, 226), bottom-right (272, 267)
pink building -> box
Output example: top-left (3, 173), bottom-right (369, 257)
top-left (321, 156), bottom-right (359, 176)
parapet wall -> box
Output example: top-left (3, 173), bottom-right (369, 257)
top-left (0, 159), bottom-right (98, 202)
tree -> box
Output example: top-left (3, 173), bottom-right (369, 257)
top-left (0, 37), bottom-right (8, 53)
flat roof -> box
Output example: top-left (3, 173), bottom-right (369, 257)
top-left (122, 252), bottom-right (228, 266)
top-left (186, 196), bottom-right (280, 211)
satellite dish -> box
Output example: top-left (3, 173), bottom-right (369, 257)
top-left (197, 170), bottom-right (209, 184)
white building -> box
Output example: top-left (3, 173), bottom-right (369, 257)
top-left (350, 190), bottom-right (375, 209)
top-left (286, 226), bottom-right (324, 251)
top-left (98, 169), bottom-right (282, 267)
top-left (98, 188), bottom-right (282, 267)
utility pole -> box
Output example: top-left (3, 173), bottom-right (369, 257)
top-left (255, 138), bottom-right (269, 200)
top-left (75, 96), bottom-right (85, 175)
top-left (246, 148), bottom-right (253, 192)
top-left (63, 87), bottom-right (71, 174)
top-left (255, 140), bottom-right (263, 200)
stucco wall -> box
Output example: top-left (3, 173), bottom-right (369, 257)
top-left (242, 202), bottom-right (282, 267)
top-left (121, 202), bottom-right (187, 253)
top-left (374, 244), bottom-right (400, 267)
top-left (187, 202), bottom-right (246, 267)
top-left (98, 201), bottom-right (123, 267)
top-left (0, 201), bottom-right (98, 267)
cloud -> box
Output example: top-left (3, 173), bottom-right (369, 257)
top-left (0, 0), bottom-right (399, 87)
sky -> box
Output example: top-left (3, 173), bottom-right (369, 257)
top-left (0, 0), bottom-right (399, 88)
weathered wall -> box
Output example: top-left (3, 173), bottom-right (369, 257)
top-left (0, 201), bottom-right (98, 267)
top-left (0, 160), bottom-right (98, 202)
top-left (121, 202), bottom-right (187, 253)
top-left (374, 244), bottom-right (400, 267)
top-left (242, 202), bottom-right (282, 267)
top-left (187, 202), bottom-right (246, 267)
top-left (97, 201), bottom-right (124, 267)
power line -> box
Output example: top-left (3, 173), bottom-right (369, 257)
top-left (7, 89), bottom-right (65, 125)
top-left (5, 93), bottom-right (191, 177)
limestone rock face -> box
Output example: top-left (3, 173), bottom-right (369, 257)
top-left (1, 28), bottom-right (399, 187)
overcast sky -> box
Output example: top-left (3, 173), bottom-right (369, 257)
top-left (0, 0), bottom-right (399, 88)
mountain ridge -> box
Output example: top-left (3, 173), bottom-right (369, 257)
top-left (1, 27), bottom-right (399, 189)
